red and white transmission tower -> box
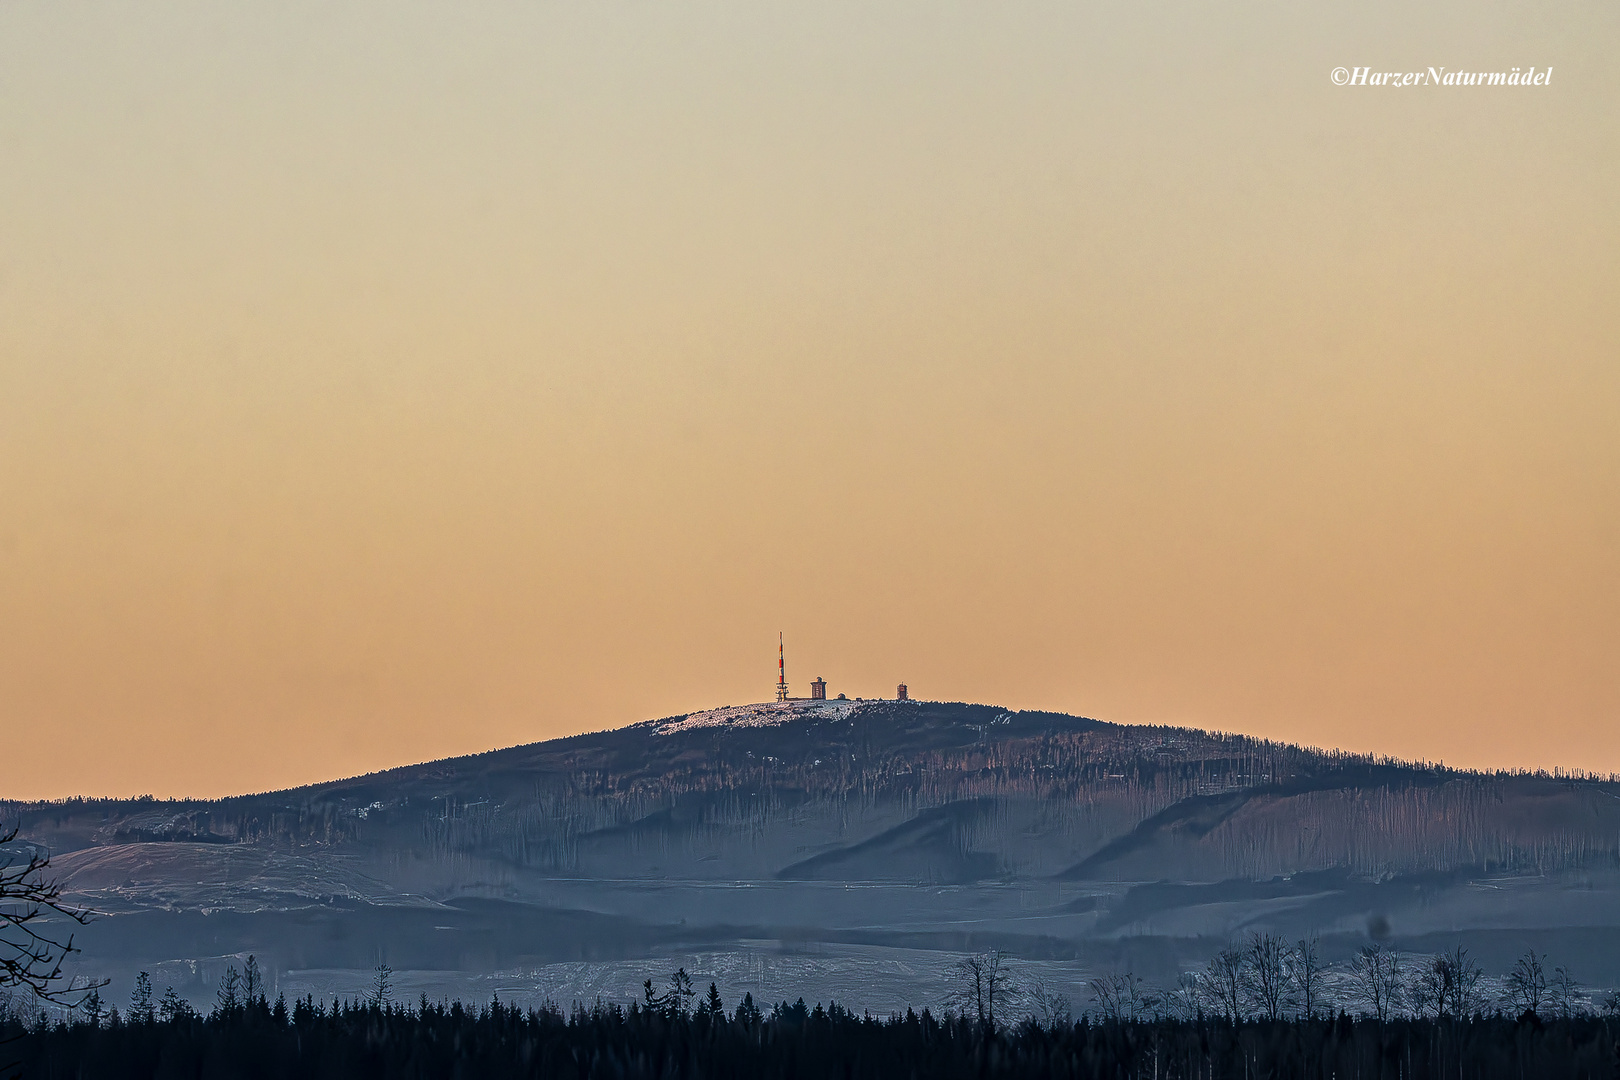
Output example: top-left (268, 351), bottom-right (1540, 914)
top-left (776, 632), bottom-right (789, 701)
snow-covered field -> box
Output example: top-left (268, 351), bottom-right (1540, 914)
top-left (649, 699), bottom-right (861, 735)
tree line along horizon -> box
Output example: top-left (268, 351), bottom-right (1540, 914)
top-left (11, 932), bottom-right (1614, 1031)
top-left (8, 944), bottom-right (1620, 1079)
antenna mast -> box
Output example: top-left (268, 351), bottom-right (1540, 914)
top-left (776, 632), bottom-right (789, 701)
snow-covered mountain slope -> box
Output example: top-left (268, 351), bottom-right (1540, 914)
top-left (10, 700), bottom-right (1620, 1010)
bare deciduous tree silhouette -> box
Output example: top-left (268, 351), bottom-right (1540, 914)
top-left (1202, 947), bottom-right (1246, 1023)
top-left (1244, 933), bottom-right (1293, 1020)
top-left (1548, 965), bottom-right (1579, 1019)
top-left (1506, 951), bottom-right (1547, 1015)
top-left (1293, 938), bottom-right (1328, 1019)
top-left (1349, 945), bottom-right (1403, 1023)
top-left (1088, 971), bottom-right (1156, 1023)
top-left (1025, 978), bottom-right (1071, 1027)
top-left (1, 823), bottom-right (104, 1005)
top-left (950, 951), bottom-right (1017, 1030)
top-left (1411, 946), bottom-right (1484, 1020)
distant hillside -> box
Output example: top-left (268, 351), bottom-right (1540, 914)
top-left (12, 699), bottom-right (1620, 1011)
top-left (10, 700), bottom-right (1619, 887)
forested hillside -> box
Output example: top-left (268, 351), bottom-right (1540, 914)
top-left (9, 700), bottom-right (1618, 885)
top-left (7, 700), bottom-right (1620, 1013)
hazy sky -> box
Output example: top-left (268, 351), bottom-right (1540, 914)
top-left (2, 0), bottom-right (1616, 799)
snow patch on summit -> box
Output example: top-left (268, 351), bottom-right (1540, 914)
top-left (651, 699), bottom-right (860, 735)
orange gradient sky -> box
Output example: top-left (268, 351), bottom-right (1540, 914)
top-left (2, 0), bottom-right (1617, 799)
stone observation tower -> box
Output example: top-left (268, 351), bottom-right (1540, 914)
top-left (810, 677), bottom-right (827, 700)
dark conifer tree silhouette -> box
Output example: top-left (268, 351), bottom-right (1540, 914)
top-left (127, 972), bottom-right (154, 1025)
top-left (701, 982), bottom-right (725, 1022)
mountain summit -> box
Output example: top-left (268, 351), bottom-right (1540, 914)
top-left (10, 700), bottom-right (1620, 1009)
